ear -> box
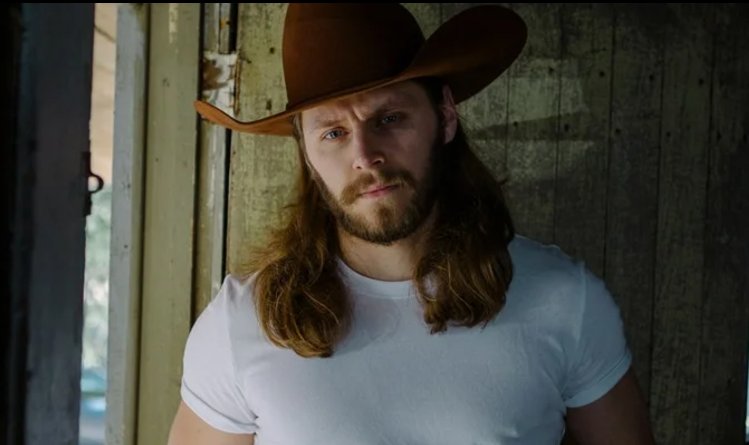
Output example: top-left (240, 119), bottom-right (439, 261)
top-left (439, 84), bottom-right (458, 144)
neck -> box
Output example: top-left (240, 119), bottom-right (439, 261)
top-left (337, 208), bottom-right (436, 281)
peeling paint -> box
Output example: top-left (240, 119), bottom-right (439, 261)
top-left (201, 52), bottom-right (238, 114)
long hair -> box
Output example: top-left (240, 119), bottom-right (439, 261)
top-left (250, 78), bottom-right (515, 358)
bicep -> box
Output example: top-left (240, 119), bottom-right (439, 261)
top-left (565, 367), bottom-right (655, 445)
top-left (168, 401), bottom-right (255, 445)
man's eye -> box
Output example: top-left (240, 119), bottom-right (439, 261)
top-left (380, 114), bottom-right (399, 125)
top-left (323, 129), bottom-right (344, 140)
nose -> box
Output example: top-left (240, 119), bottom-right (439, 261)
top-left (350, 128), bottom-right (385, 171)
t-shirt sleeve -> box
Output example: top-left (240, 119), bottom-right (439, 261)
top-left (180, 278), bottom-right (258, 434)
top-left (562, 263), bottom-right (633, 408)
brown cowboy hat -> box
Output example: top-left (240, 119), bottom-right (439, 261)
top-left (195, 3), bottom-right (527, 137)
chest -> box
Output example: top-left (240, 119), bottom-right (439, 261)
top-left (236, 301), bottom-right (569, 445)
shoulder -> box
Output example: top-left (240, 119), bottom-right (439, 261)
top-left (180, 272), bottom-right (261, 433)
top-left (504, 234), bottom-right (624, 337)
top-left (507, 234), bottom-right (585, 294)
top-left (216, 272), bottom-right (256, 306)
top-left (187, 272), bottom-right (259, 350)
top-left (504, 235), bottom-right (631, 388)
top-left (503, 234), bottom-right (611, 327)
top-left (198, 273), bottom-right (257, 319)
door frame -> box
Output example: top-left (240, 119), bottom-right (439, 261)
top-left (5, 4), bottom-right (94, 444)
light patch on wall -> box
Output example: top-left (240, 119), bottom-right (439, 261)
top-left (168, 3), bottom-right (179, 44)
top-left (559, 60), bottom-right (589, 117)
top-left (512, 58), bottom-right (590, 122)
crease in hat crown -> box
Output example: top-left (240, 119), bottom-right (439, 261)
top-left (194, 3), bottom-right (528, 137)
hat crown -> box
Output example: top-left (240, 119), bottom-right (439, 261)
top-left (282, 3), bottom-right (425, 110)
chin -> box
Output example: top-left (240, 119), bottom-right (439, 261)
top-left (358, 201), bottom-right (406, 218)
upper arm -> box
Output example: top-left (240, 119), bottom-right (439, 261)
top-left (168, 401), bottom-right (255, 445)
top-left (565, 367), bottom-right (655, 445)
top-left (178, 277), bottom-right (259, 434)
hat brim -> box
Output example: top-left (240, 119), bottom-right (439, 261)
top-left (194, 5), bottom-right (527, 137)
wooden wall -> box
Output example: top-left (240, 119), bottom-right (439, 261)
top-left (223, 3), bottom-right (749, 444)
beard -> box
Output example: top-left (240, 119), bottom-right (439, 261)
top-left (310, 136), bottom-right (443, 246)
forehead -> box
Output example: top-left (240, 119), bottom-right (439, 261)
top-left (301, 81), bottom-right (430, 131)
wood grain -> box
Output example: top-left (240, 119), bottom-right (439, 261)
top-left (194, 3), bottom-right (234, 314)
top-left (227, 3), bottom-right (297, 274)
top-left (698, 4), bottom-right (749, 444)
top-left (650, 5), bottom-right (713, 445)
top-left (107, 4), bottom-right (148, 445)
top-left (605, 3), bottom-right (664, 401)
top-left (553, 3), bottom-right (613, 278)
top-left (137, 4), bottom-right (200, 444)
top-left (443, 3), bottom-right (511, 183)
top-left (505, 3), bottom-right (561, 244)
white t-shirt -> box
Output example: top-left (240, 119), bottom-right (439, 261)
top-left (180, 234), bottom-right (632, 445)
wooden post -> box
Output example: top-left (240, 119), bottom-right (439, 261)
top-left (137, 4), bottom-right (201, 444)
top-left (107, 4), bottom-right (149, 445)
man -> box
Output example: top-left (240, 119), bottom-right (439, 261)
top-left (169, 4), bottom-right (655, 444)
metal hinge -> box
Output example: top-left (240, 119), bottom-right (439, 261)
top-left (84, 151), bottom-right (104, 217)
top-left (200, 51), bottom-right (238, 115)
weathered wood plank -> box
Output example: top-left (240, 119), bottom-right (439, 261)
top-left (698, 4), bottom-right (749, 444)
top-left (227, 3), bottom-right (297, 274)
top-left (650, 5), bottom-right (714, 445)
top-left (443, 3), bottom-right (511, 181)
top-left (137, 4), bottom-right (200, 444)
top-left (194, 3), bottom-right (234, 314)
top-left (553, 3), bottom-right (613, 278)
top-left (107, 4), bottom-right (148, 445)
top-left (505, 3), bottom-right (561, 244)
top-left (605, 3), bottom-right (664, 401)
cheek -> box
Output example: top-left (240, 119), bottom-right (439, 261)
top-left (308, 156), bottom-right (347, 195)
top-left (402, 138), bottom-right (436, 181)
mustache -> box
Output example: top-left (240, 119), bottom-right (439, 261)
top-left (340, 168), bottom-right (415, 205)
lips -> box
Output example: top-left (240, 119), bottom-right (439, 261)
top-left (360, 184), bottom-right (398, 197)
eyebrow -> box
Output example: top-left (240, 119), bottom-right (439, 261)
top-left (308, 93), bottom-right (418, 132)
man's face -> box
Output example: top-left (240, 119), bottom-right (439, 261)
top-left (300, 80), bottom-right (456, 245)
